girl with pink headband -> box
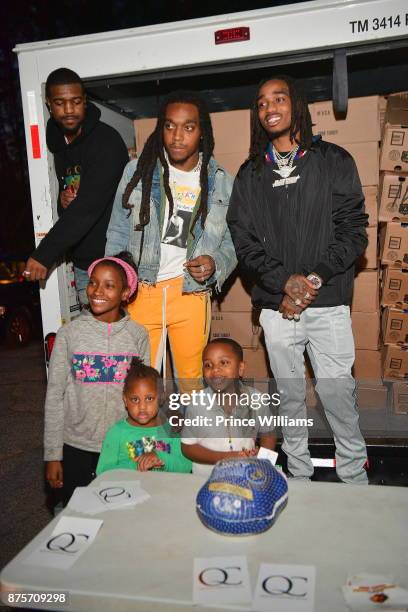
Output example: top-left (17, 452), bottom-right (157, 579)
top-left (87, 254), bottom-right (138, 299)
top-left (44, 251), bottom-right (150, 507)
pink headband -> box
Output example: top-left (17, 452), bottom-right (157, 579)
top-left (87, 257), bottom-right (138, 297)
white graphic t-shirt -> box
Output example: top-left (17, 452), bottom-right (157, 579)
top-left (157, 162), bottom-right (201, 281)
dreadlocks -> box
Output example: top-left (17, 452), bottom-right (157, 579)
top-left (122, 90), bottom-right (214, 235)
top-left (249, 75), bottom-right (313, 171)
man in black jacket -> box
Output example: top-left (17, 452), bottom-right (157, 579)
top-left (227, 75), bottom-right (368, 484)
top-left (23, 68), bottom-right (129, 303)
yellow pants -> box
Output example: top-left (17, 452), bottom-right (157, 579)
top-left (128, 276), bottom-right (211, 387)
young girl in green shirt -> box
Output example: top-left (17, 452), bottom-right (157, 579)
top-left (96, 358), bottom-right (191, 474)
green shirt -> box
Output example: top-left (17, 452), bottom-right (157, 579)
top-left (96, 418), bottom-right (192, 475)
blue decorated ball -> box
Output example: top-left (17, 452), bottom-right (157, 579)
top-left (196, 458), bottom-right (288, 536)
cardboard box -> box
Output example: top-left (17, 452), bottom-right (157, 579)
top-left (357, 383), bottom-right (388, 409)
top-left (352, 269), bottom-right (379, 312)
top-left (134, 117), bottom-right (156, 153)
top-left (357, 225), bottom-right (378, 270)
top-left (381, 267), bottom-right (408, 307)
top-left (382, 344), bottom-right (408, 379)
top-left (379, 172), bottom-right (408, 222)
top-left (342, 142), bottom-right (379, 186)
top-left (353, 349), bottom-right (383, 381)
top-left (351, 311), bottom-right (381, 350)
top-left (242, 346), bottom-right (271, 380)
top-left (382, 307), bottom-right (408, 345)
top-left (379, 96), bottom-right (387, 134)
top-left (213, 274), bottom-right (252, 312)
top-left (211, 110), bottom-right (250, 156)
top-left (363, 185), bottom-right (378, 227)
top-left (211, 310), bottom-right (262, 348)
top-left (380, 222), bottom-right (408, 268)
top-left (310, 96), bottom-right (381, 145)
top-left (214, 152), bottom-right (247, 176)
top-left (392, 381), bottom-right (408, 414)
top-left (380, 93), bottom-right (408, 173)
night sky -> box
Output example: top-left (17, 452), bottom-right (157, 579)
top-left (0, 0), bottom-right (307, 259)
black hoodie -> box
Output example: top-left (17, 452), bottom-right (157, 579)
top-left (32, 102), bottom-right (129, 270)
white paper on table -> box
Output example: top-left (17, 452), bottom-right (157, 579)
top-left (252, 563), bottom-right (316, 612)
top-left (22, 516), bottom-right (103, 570)
top-left (67, 481), bottom-right (150, 515)
top-left (193, 556), bottom-right (251, 606)
top-left (94, 480), bottom-right (150, 509)
top-left (343, 573), bottom-right (408, 611)
top-left (257, 447), bottom-right (279, 465)
top-left (67, 487), bottom-right (108, 515)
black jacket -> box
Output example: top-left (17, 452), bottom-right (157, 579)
top-left (226, 139), bottom-right (368, 310)
top-left (32, 102), bottom-right (129, 270)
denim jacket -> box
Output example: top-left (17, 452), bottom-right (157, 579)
top-left (105, 157), bottom-right (237, 292)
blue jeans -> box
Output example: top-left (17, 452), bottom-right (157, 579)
top-left (73, 266), bottom-right (89, 305)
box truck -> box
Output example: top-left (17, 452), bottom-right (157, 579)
top-left (14, 0), bottom-right (408, 481)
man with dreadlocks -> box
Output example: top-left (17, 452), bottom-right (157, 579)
top-left (106, 91), bottom-right (237, 387)
top-left (227, 76), bottom-right (368, 485)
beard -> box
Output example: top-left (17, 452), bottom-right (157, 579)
top-left (61, 123), bottom-right (82, 136)
top-left (54, 115), bottom-right (83, 137)
top-left (266, 125), bottom-right (291, 141)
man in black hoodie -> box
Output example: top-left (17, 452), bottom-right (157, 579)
top-left (23, 68), bottom-right (129, 303)
top-left (227, 76), bottom-right (368, 484)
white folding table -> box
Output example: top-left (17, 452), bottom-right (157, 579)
top-left (1, 470), bottom-right (407, 611)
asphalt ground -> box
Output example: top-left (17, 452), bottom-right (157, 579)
top-left (0, 341), bottom-right (51, 610)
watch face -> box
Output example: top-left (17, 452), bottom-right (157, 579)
top-left (307, 274), bottom-right (322, 289)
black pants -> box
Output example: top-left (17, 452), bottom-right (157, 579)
top-left (62, 444), bottom-right (99, 507)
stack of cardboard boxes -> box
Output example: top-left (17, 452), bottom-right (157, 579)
top-left (378, 93), bottom-right (408, 413)
top-left (308, 96), bottom-right (388, 407)
top-left (211, 275), bottom-right (271, 383)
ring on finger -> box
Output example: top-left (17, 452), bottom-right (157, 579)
top-left (304, 292), bottom-right (311, 300)
top-left (294, 298), bottom-right (302, 306)
top-left (23, 270), bottom-right (31, 276)
top-left (200, 264), bottom-right (206, 273)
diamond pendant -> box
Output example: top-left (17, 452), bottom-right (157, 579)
top-left (274, 165), bottom-right (296, 179)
